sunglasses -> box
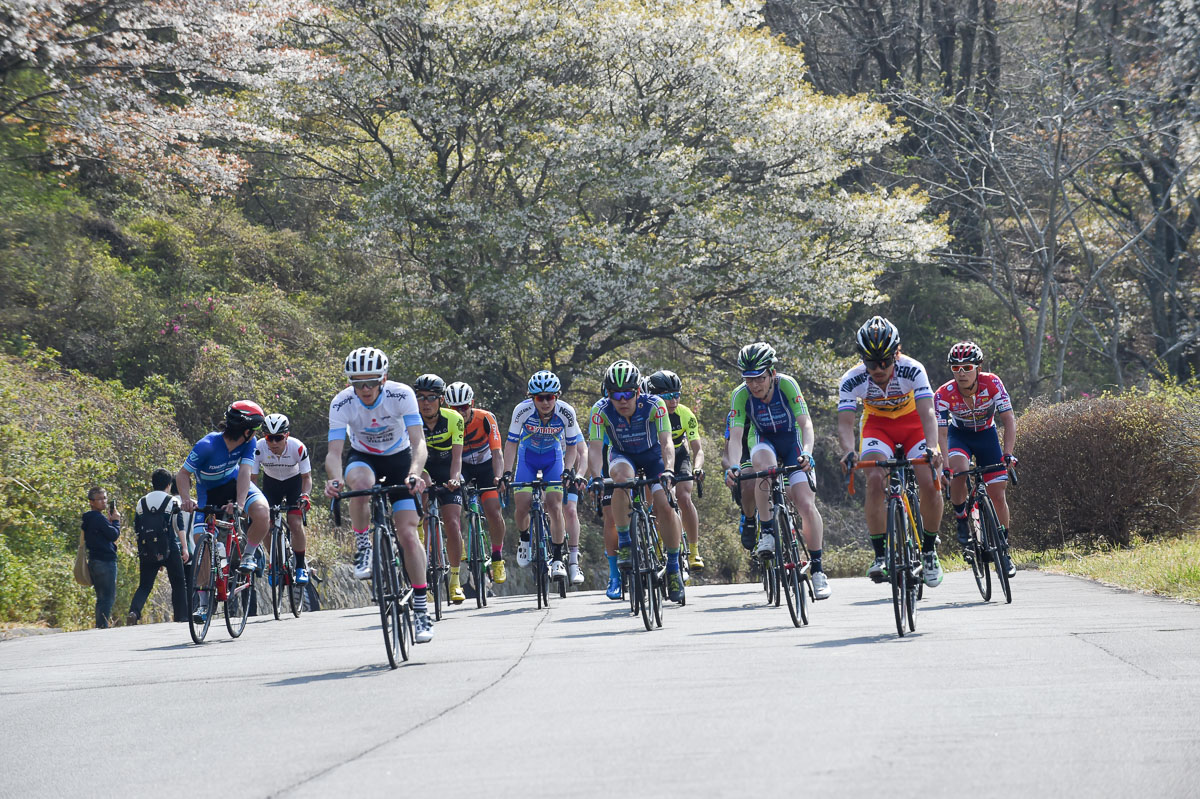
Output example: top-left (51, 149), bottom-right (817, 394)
top-left (950, 364), bottom-right (977, 373)
top-left (610, 390), bottom-right (636, 401)
top-left (451, 404), bottom-right (471, 414)
top-left (416, 393), bottom-right (441, 402)
top-left (863, 357), bottom-right (895, 371)
top-left (351, 378), bottom-right (382, 389)
top-left (533, 393), bottom-right (558, 402)
top-left (659, 392), bottom-right (680, 400)
top-left (266, 434), bottom-right (288, 443)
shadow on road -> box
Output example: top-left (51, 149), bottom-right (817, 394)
top-left (140, 641), bottom-right (231, 651)
top-left (553, 610), bottom-right (634, 623)
top-left (557, 628), bottom-right (643, 639)
top-left (698, 604), bottom-right (768, 613)
top-left (798, 633), bottom-right (919, 648)
top-left (848, 598), bottom-right (892, 606)
top-left (691, 627), bottom-right (791, 636)
top-left (268, 663), bottom-right (418, 686)
top-left (472, 607), bottom-right (544, 618)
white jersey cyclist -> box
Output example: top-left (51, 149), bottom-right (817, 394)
top-left (328, 380), bottom-right (421, 455)
top-left (251, 437), bottom-right (313, 481)
top-left (837, 354), bottom-right (934, 419)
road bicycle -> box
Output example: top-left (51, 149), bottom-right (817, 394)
top-left (598, 473), bottom-right (675, 631)
top-left (462, 486), bottom-right (491, 608)
top-left (509, 473), bottom-right (556, 608)
top-left (334, 483), bottom-right (414, 669)
top-left (737, 464), bottom-right (813, 628)
top-left (187, 505), bottom-right (254, 644)
top-left (423, 483), bottom-right (455, 620)
top-left (852, 449), bottom-right (936, 638)
top-left (950, 460), bottom-right (1019, 604)
top-left (265, 502), bottom-right (304, 620)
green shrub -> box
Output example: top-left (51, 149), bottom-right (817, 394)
top-left (1011, 387), bottom-right (1200, 549)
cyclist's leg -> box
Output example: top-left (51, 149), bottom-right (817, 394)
top-left (859, 418), bottom-right (895, 573)
top-left (242, 483), bottom-right (270, 550)
top-left (674, 445), bottom-right (699, 547)
top-left (609, 454), bottom-right (635, 564)
top-left (563, 490), bottom-right (584, 582)
top-left (748, 441), bottom-right (778, 551)
top-left (947, 430), bottom-right (973, 545)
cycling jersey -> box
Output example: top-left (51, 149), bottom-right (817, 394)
top-left (730, 374), bottom-right (809, 435)
top-left (423, 407), bottom-right (465, 482)
top-left (837, 355), bottom-right (933, 419)
top-left (589, 395), bottom-right (670, 455)
top-left (507, 399), bottom-right (583, 455)
top-left (251, 437), bottom-right (312, 482)
top-left (934, 373), bottom-right (1013, 432)
top-left (184, 432), bottom-right (257, 488)
top-left (462, 408), bottom-right (502, 465)
top-left (328, 381), bottom-right (421, 456)
top-left (668, 404), bottom-right (700, 447)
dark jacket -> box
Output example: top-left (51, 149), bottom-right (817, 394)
top-left (81, 510), bottom-right (120, 562)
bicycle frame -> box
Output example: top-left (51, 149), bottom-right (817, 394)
top-left (509, 473), bottom-right (554, 608)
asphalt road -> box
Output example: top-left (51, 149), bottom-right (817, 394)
top-left (3, 571), bottom-right (1199, 798)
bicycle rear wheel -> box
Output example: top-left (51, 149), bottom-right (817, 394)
top-left (286, 540), bottom-right (303, 618)
top-left (427, 519), bottom-right (444, 620)
top-left (888, 500), bottom-right (908, 637)
top-left (188, 537), bottom-right (215, 644)
top-left (905, 536), bottom-right (919, 632)
top-left (650, 566), bottom-right (663, 628)
top-left (374, 527), bottom-right (404, 668)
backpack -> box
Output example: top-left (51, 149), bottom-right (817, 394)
top-left (136, 495), bottom-right (175, 563)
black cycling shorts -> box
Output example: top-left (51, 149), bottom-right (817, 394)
top-left (262, 474), bottom-right (303, 512)
top-left (345, 449), bottom-right (416, 510)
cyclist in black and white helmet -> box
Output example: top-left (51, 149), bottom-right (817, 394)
top-left (252, 413), bottom-right (314, 584)
top-left (324, 347), bottom-right (436, 643)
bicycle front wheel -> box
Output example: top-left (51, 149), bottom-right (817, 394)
top-left (269, 525), bottom-right (284, 620)
top-left (374, 527), bottom-right (403, 668)
top-left (426, 519), bottom-right (444, 620)
top-left (888, 499), bottom-right (908, 637)
top-left (188, 536), bottom-right (215, 644)
top-left (982, 499), bottom-right (1012, 604)
top-left (287, 541), bottom-right (303, 618)
top-left (781, 529), bottom-right (803, 629)
top-left (968, 505), bottom-right (992, 601)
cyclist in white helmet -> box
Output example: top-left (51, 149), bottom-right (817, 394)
top-left (252, 413), bottom-right (313, 584)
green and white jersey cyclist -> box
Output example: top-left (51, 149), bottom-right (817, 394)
top-left (723, 342), bottom-right (830, 600)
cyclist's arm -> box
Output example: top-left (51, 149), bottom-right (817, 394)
top-left (798, 411), bottom-right (815, 466)
top-left (997, 408), bottom-right (1016, 457)
top-left (407, 424), bottom-right (428, 479)
top-left (837, 409), bottom-right (857, 459)
top-left (571, 440), bottom-right (588, 478)
top-left (325, 437), bottom-right (345, 493)
top-left (938, 426), bottom-right (949, 462)
top-left (915, 396), bottom-right (943, 468)
top-left (235, 466), bottom-right (252, 511)
top-left (726, 425), bottom-right (745, 468)
top-left (491, 446), bottom-right (505, 480)
top-left (587, 439), bottom-right (603, 481)
top-left (684, 408), bottom-right (703, 470)
top-left (659, 428), bottom-right (675, 473)
top-left (301, 471), bottom-right (313, 498)
top-left (503, 441), bottom-right (518, 476)
top-left (176, 467), bottom-right (194, 510)
top-left (563, 440), bottom-right (577, 472)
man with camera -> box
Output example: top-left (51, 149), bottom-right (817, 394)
top-left (81, 487), bottom-right (121, 628)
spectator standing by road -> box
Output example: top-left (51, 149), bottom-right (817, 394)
top-left (81, 487), bottom-right (121, 628)
top-left (126, 469), bottom-right (190, 625)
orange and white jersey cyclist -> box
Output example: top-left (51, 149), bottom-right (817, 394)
top-left (836, 316), bottom-right (946, 587)
top-left (445, 381), bottom-right (510, 586)
top-left (934, 341), bottom-right (1017, 578)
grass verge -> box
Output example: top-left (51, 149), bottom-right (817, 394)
top-left (1011, 535), bottom-right (1200, 602)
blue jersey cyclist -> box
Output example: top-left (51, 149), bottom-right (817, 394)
top-left (723, 342), bottom-right (831, 600)
top-left (176, 400), bottom-right (272, 623)
top-left (502, 370), bottom-right (583, 583)
top-left (586, 360), bottom-right (686, 603)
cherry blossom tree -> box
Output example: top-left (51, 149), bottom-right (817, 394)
top-left (0, 0), bottom-right (328, 191)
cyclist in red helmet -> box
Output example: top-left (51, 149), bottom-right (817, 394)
top-left (176, 400), bottom-right (271, 623)
top-left (934, 341), bottom-right (1018, 578)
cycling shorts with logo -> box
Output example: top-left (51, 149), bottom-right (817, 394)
top-left (947, 426), bottom-right (1007, 484)
top-left (345, 449), bottom-right (416, 512)
top-left (860, 410), bottom-right (926, 461)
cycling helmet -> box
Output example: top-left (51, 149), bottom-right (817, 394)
top-left (648, 369), bottom-right (682, 394)
top-left (344, 346), bottom-right (389, 377)
top-left (413, 373), bottom-right (446, 395)
top-left (263, 413), bottom-right (290, 435)
top-left (737, 342), bottom-right (776, 376)
top-left (855, 316), bottom-right (901, 361)
top-left (638, 375), bottom-right (654, 395)
top-left (947, 341), bottom-right (984, 366)
top-left (225, 400), bottom-right (265, 431)
top-left (528, 370), bottom-right (561, 395)
top-left (603, 360), bottom-right (641, 393)
top-left (444, 381), bottom-right (474, 406)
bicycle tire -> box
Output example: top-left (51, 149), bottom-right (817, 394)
top-left (225, 534), bottom-right (251, 639)
top-left (781, 524), bottom-right (802, 628)
top-left (188, 536), bottom-right (215, 644)
top-left (905, 532), bottom-right (919, 633)
top-left (888, 499), bottom-right (907, 637)
top-left (374, 526), bottom-right (403, 668)
top-left (269, 522), bottom-right (284, 620)
top-left (650, 565), bottom-right (663, 628)
top-left (968, 503), bottom-right (992, 601)
top-left (981, 498), bottom-right (1012, 604)
top-left (287, 539), bottom-right (303, 618)
top-left (427, 517), bottom-right (444, 620)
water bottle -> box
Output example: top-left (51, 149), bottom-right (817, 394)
top-left (216, 540), bottom-right (229, 600)
top-left (216, 540), bottom-right (228, 570)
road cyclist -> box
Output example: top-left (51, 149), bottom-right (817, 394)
top-left (413, 374), bottom-right (468, 605)
top-left (445, 380), bottom-right (508, 590)
top-left (503, 370), bottom-right (584, 587)
top-left (647, 369), bottom-right (706, 573)
top-left (723, 343), bottom-right (831, 600)
top-left (836, 316), bottom-right (945, 587)
top-left (323, 346), bottom-right (434, 644)
top-left (251, 412), bottom-right (312, 585)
